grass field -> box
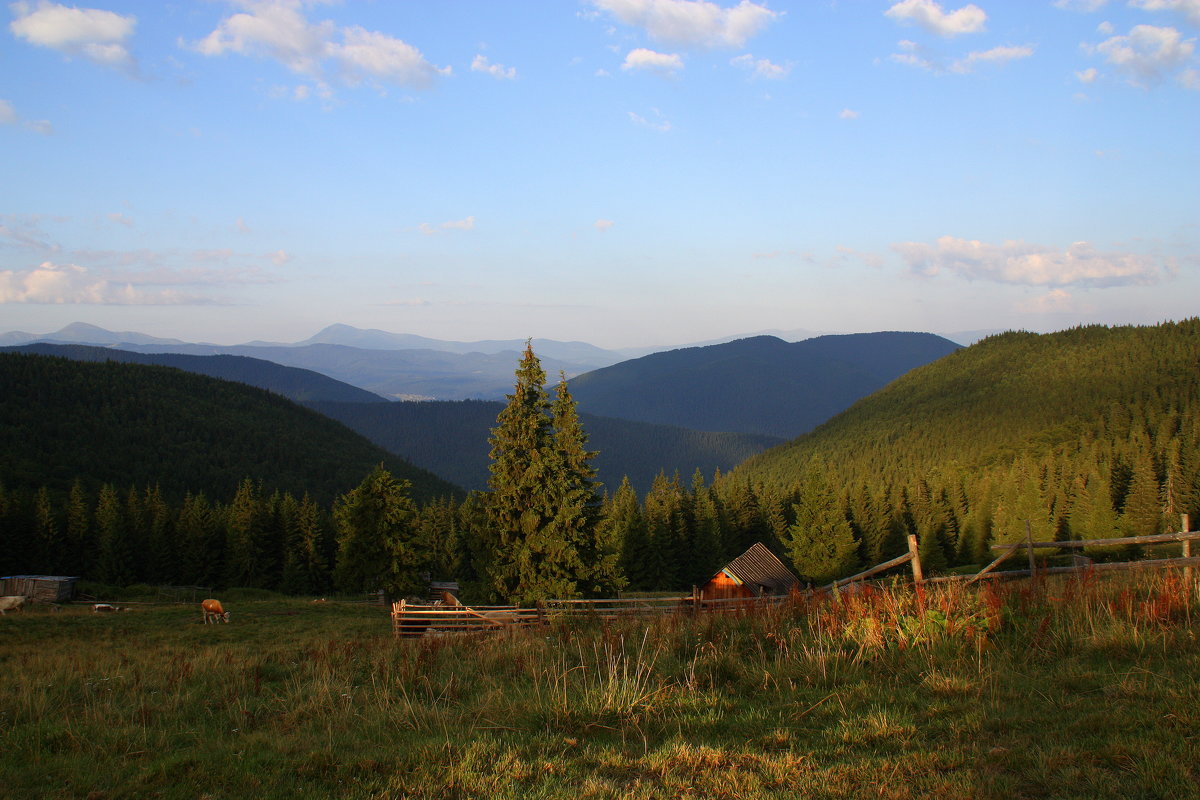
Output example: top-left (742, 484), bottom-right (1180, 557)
top-left (1, 572), bottom-right (1197, 799)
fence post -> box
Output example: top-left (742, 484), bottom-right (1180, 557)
top-left (1183, 514), bottom-right (1192, 587)
top-left (393, 598), bottom-right (405, 638)
top-left (907, 534), bottom-right (924, 585)
top-left (1025, 520), bottom-right (1037, 581)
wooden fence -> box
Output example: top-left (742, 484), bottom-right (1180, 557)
top-left (393, 515), bottom-right (1197, 638)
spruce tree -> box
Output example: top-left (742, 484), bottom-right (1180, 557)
top-left (551, 373), bottom-right (622, 595)
top-left (333, 465), bottom-right (422, 598)
top-left (483, 343), bottom-right (577, 603)
top-left (784, 466), bottom-right (859, 585)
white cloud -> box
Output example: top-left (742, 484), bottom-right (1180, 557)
top-left (622, 47), bottom-right (684, 74)
top-left (1094, 24), bottom-right (1196, 87)
top-left (270, 249), bottom-right (290, 265)
top-left (892, 236), bottom-right (1174, 287)
top-left (1016, 289), bottom-right (1087, 314)
top-left (106, 212), bottom-right (133, 227)
top-left (591, 0), bottom-right (778, 48)
top-left (1076, 66), bottom-right (1100, 82)
top-left (0, 262), bottom-right (209, 304)
top-left (1053, 0), bottom-right (1108, 11)
top-left (594, 219), bottom-right (615, 231)
top-left (9, 0), bottom-right (136, 70)
top-left (950, 44), bottom-right (1035, 73)
top-left (628, 109), bottom-right (672, 131)
top-left (0, 98), bottom-right (52, 134)
top-left (417, 216), bottom-right (475, 235)
top-left (1181, 67), bottom-right (1200, 88)
top-left (192, 1), bottom-right (448, 91)
top-left (441, 216), bottom-right (475, 231)
top-left (884, 0), bottom-right (986, 37)
top-left (1130, 0), bottom-right (1200, 26)
top-left (471, 54), bottom-right (516, 80)
top-left (838, 108), bottom-right (860, 119)
top-left (1097, 21), bottom-right (1115, 35)
top-left (890, 39), bottom-right (938, 71)
top-left (730, 53), bottom-right (789, 79)
top-left (891, 39), bottom-right (1031, 74)
top-left (331, 26), bottom-right (448, 89)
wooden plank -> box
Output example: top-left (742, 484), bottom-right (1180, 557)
top-left (1025, 522), bottom-right (1037, 580)
top-left (825, 552), bottom-right (914, 591)
top-left (966, 542), bottom-right (1022, 585)
top-left (926, 555), bottom-right (1200, 583)
top-left (993, 529), bottom-right (1200, 550)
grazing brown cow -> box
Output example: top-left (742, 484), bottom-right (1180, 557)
top-left (201, 598), bottom-right (230, 624)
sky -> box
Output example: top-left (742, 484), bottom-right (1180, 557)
top-left (1, 0), bottom-right (1197, 349)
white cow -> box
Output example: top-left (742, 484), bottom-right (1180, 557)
top-left (0, 595), bottom-right (30, 614)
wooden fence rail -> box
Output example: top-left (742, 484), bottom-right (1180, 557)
top-left (392, 516), bottom-right (1197, 638)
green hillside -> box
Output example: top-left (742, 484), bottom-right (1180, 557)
top-left (2, 343), bottom-right (389, 404)
top-left (0, 353), bottom-right (459, 504)
top-left (732, 320), bottom-right (1200, 573)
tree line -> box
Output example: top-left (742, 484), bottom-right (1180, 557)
top-left (3, 326), bottom-right (1198, 600)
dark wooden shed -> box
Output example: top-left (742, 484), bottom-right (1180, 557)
top-left (1, 575), bottom-right (79, 603)
top-left (700, 543), bottom-right (799, 601)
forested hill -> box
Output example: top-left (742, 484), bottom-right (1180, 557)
top-left (729, 321), bottom-right (1200, 569)
top-left (738, 320), bottom-right (1200, 487)
top-left (309, 399), bottom-right (781, 494)
top-left (567, 332), bottom-right (961, 439)
top-left (1, 343), bottom-right (389, 404)
top-left (0, 353), bottom-right (459, 504)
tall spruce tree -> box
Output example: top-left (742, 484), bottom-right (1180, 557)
top-left (551, 373), bottom-right (623, 596)
top-left (482, 344), bottom-right (583, 603)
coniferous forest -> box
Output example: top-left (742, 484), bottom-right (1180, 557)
top-left (2, 320), bottom-right (1198, 602)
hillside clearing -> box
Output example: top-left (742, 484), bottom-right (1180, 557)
top-left (1, 573), bottom-right (1196, 799)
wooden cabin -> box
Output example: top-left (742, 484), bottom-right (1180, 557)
top-left (699, 543), bottom-right (799, 601)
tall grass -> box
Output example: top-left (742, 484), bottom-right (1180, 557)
top-left (1, 571), bottom-right (1196, 799)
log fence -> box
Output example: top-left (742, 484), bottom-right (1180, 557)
top-left (392, 514), bottom-right (1197, 637)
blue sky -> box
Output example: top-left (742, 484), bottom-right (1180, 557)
top-left (1, 0), bottom-right (1197, 348)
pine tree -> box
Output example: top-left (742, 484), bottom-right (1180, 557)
top-left (1069, 468), bottom-right (1122, 558)
top-left (65, 480), bottom-right (91, 577)
top-left (95, 484), bottom-right (132, 586)
top-left (688, 470), bottom-right (724, 587)
top-left (333, 465), bottom-right (423, 598)
top-left (550, 373), bottom-right (623, 596)
top-left (481, 344), bottom-right (588, 603)
top-left (784, 466), bottom-right (859, 585)
top-left (608, 477), bottom-right (652, 590)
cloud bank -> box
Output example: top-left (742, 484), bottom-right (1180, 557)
top-left (892, 236), bottom-right (1174, 287)
top-left (592, 0), bottom-right (778, 48)
top-left (192, 0), bottom-right (449, 91)
top-left (9, 0), bottom-right (136, 70)
top-left (0, 262), bottom-right (211, 304)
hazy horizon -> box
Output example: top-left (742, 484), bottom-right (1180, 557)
top-left (3, 1), bottom-right (1196, 349)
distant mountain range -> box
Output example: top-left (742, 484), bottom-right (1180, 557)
top-left (568, 332), bottom-right (963, 440)
top-left (0, 323), bottom-right (990, 402)
top-left (310, 400), bottom-right (781, 494)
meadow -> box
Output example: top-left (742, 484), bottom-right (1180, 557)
top-left (1, 573), bottom-right (1197, 800)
